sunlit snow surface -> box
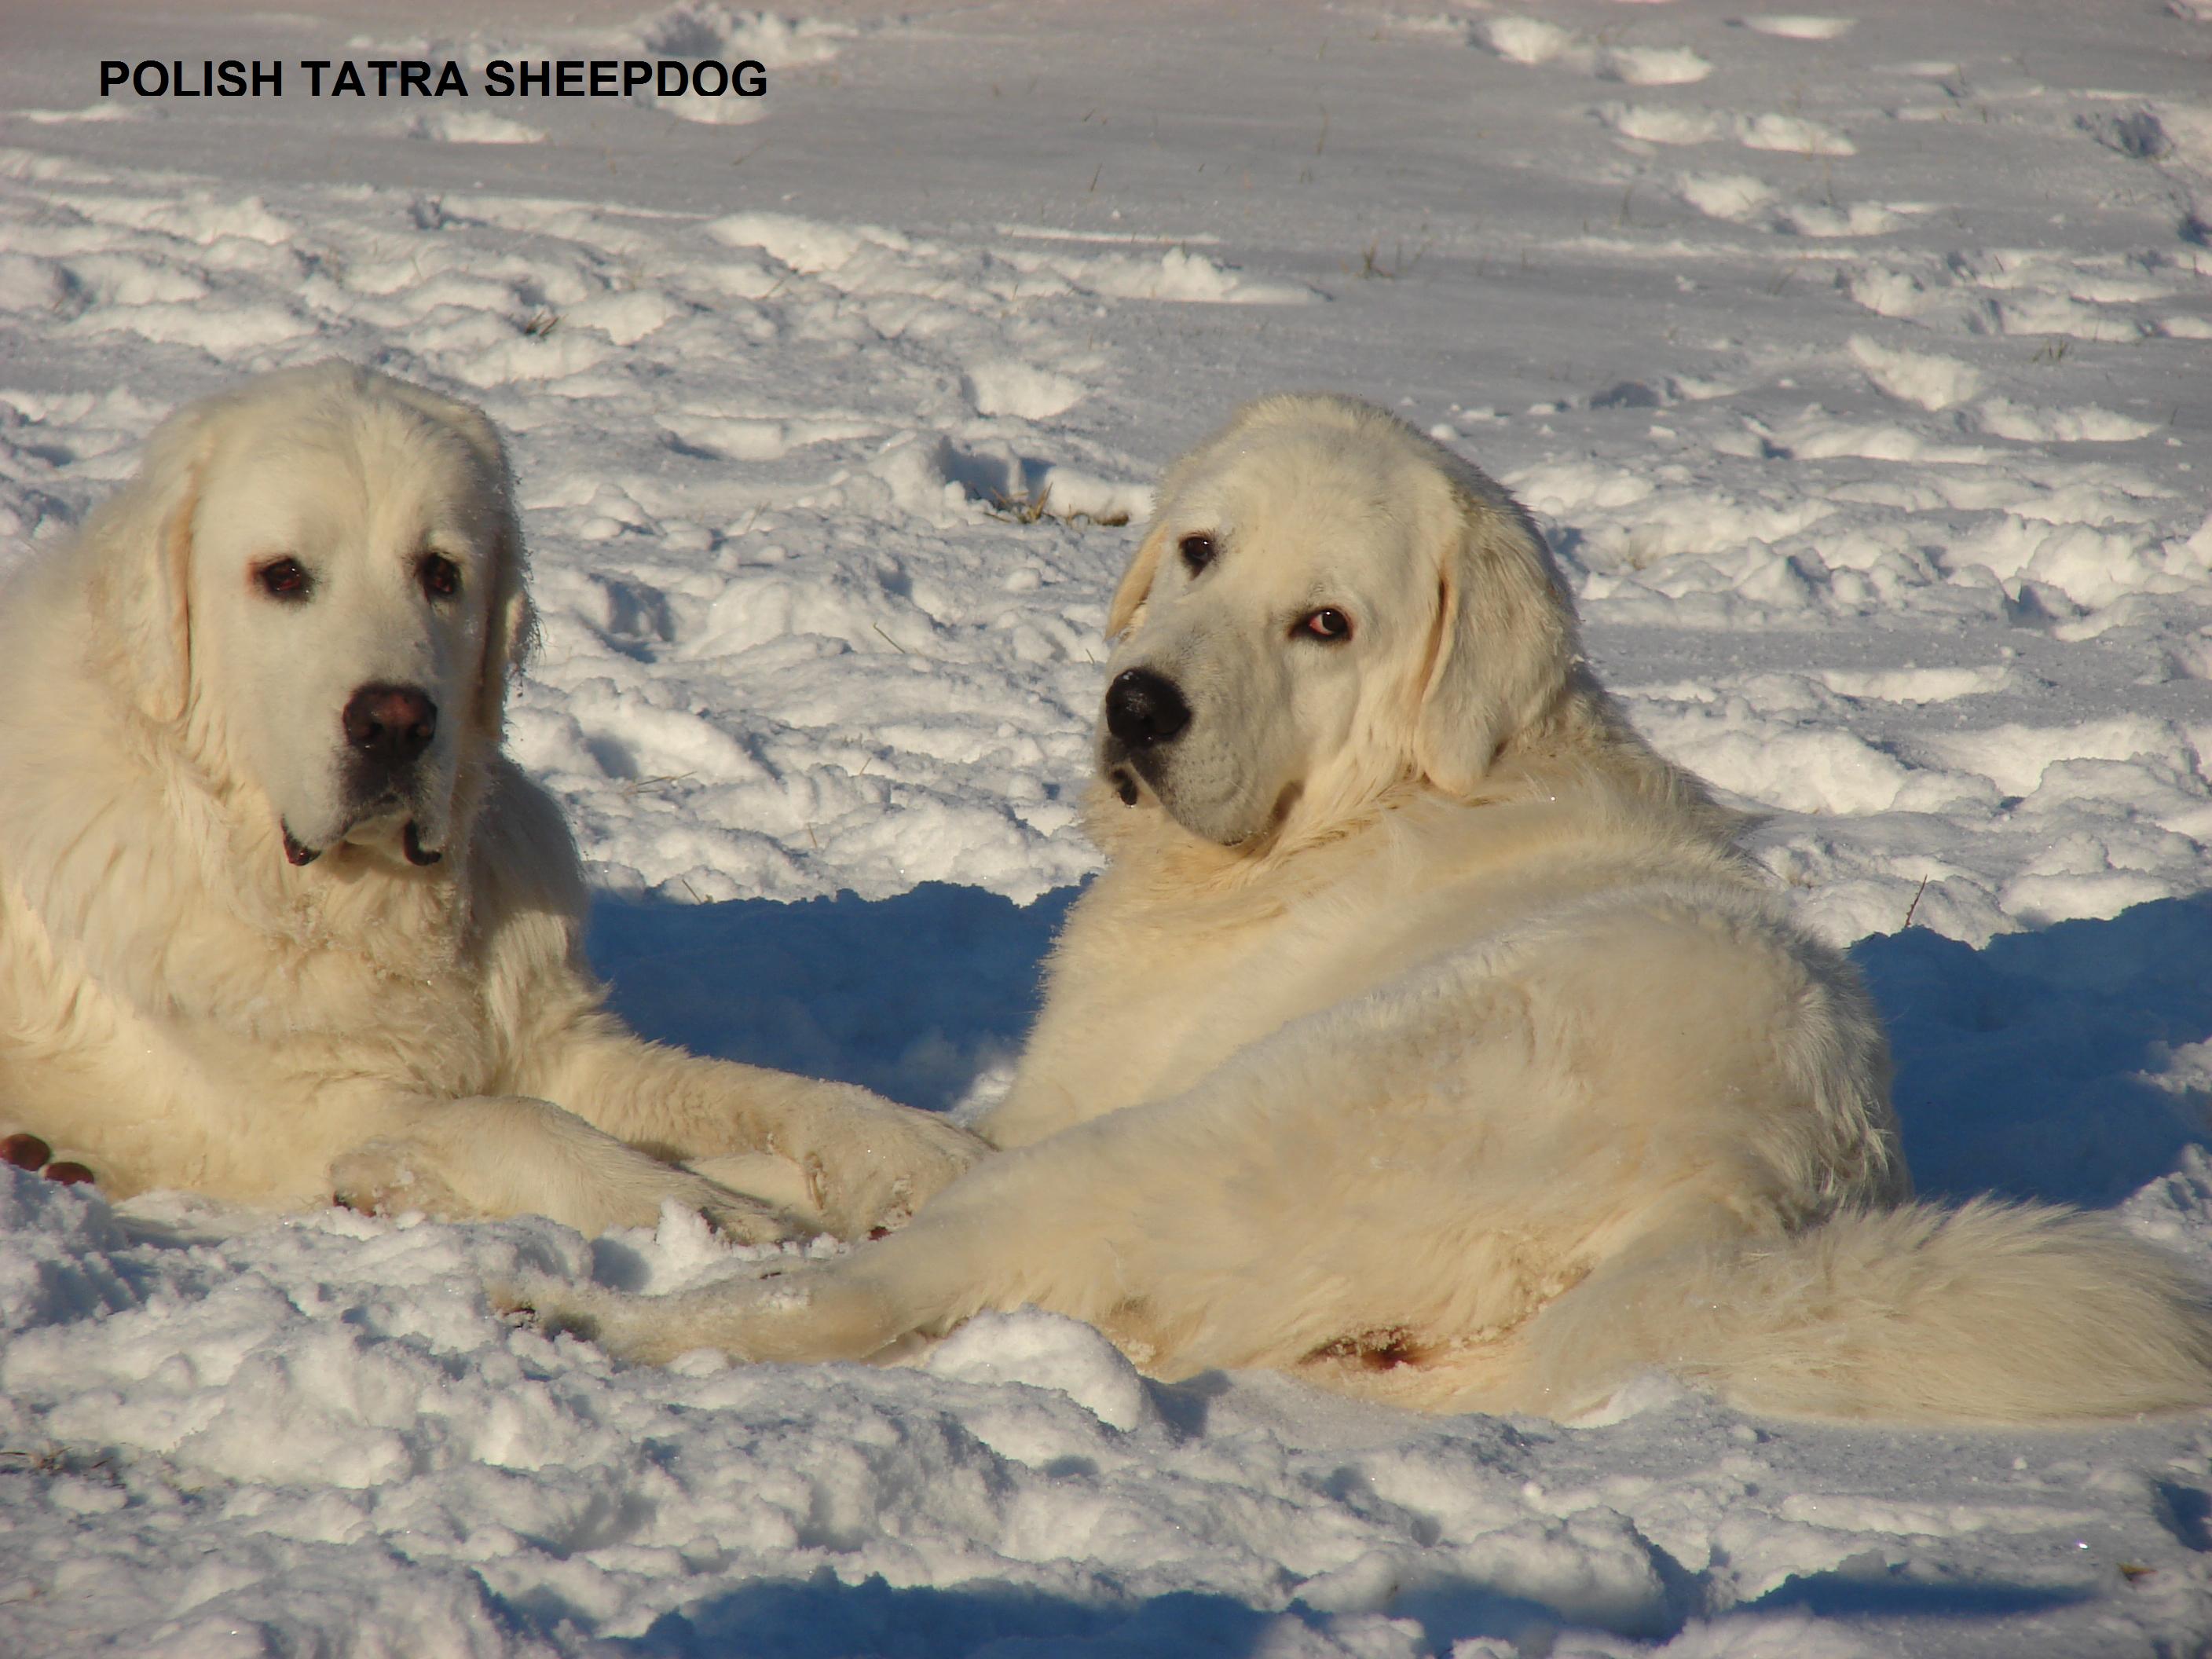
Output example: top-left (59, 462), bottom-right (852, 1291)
top-left (4, 1), bottom-right (2212, 1654)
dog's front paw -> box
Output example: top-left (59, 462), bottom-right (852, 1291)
top-left (489, 1270), bottom-right (606, 1342)
top-left (687, 1181), bottom-right (808, 1247)
top-left (808, 1102), bottom-right (990, 1239)
top-left (573, 1163), bottom-right (809, 1244)
top-left (489, 1271), bottom-right (753, 1366)
top-left (332, 1139), bottom-right (473, 1219)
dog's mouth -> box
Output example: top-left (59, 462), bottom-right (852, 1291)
top-left (280, 807), bottom-right (445, 870)
top-left (1100, 743), bottom-right (1292, 849)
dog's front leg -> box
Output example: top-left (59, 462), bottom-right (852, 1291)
top-left (503, 1250), bottom-right (918, 1368)
top-left (524, 1016), bottom-right (988, 1238)
top-left (505, 1101), bottom-right (1175, 1368)
top-left (507, 1192), bottom-right (1033, 1368)
top-left (327, 1093), bottom-right (805, 1240)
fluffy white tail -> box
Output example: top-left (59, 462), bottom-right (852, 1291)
top-left (1524, 1200), bottom-right (2212, 1423)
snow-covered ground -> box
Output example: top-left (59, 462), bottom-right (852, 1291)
top-left (4, 0), bottom-right (2212, 1652)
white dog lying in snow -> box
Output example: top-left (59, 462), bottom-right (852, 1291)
top-left (0, 362), bottom-right (982, 1240)
top-left (520, 392), bottom-right (2212, 1422)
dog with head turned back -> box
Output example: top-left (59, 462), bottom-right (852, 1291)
top-left (522, 390), bottom-right (2212, 1423)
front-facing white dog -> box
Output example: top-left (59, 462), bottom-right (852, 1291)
top-left (518, 394), bottom-right (2212, 1422)
top-left (0, 362), bottom-right (981, 1239)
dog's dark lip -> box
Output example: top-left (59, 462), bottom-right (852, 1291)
top-left (289, 804), bottom-right (445, 868)
top-left (1100, 733), bottom-right (1144, 808)
top-left (402, 820), bottom-right (443, 867)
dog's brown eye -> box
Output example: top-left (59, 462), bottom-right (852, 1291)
top-left (1299, 608), bottom-right (1353, 642)
top-left (419, 554), bottom-right (461, 601)
top-left (258, 558), bottom-right (310, 601)
top-left (1179, 533), bottom-right (1216, 574)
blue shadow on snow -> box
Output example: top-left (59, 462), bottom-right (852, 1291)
top-left (586, 1562), bottom-right (2092, 1658)
top-left (587, 881), bottom-right (1079, 1115)
top-left (1852, 893), bottom-right (2212, 1209)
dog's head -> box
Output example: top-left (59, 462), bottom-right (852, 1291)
top-left (1098, 394), bottom-right (1577, 848)
top-left (82, 361), bottom-right (535, 870)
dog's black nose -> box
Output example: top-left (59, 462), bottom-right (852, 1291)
top-left (1106, 668), bottom-right (1191, 749)
top-left (343, 684), bottom-right (438, 768)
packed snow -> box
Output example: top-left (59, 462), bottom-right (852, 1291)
top-left (3, 0), bottom-right (2212, 1653)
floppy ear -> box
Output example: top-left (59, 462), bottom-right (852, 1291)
top-left (386, 376), bottom-right (536, 735)
top-left (473, 460), bottom-right (537, 736)
top-left (1412, 481), bottom-right (1577, 797)
top-left (1104, 520), bottom-right (1170, 640)
top-left (83, 406), bottom-right (217, 726)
